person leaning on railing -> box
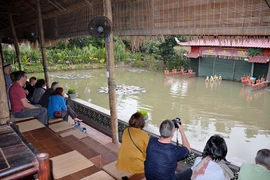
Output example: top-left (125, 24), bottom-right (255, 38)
top-left (238, 149), bottom-right (270, 180)
top-left (144, 119), bottom-right (191, 180)
top-left (116, 112), bottom-right (149, 174)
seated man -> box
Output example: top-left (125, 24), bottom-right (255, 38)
top-left (144, 119), bottom-right (191, 180)
top-left (39, 81), bottom-right (59, 108)
top-left (238, 149), bottom-right (270, 180)
top-left (25, 76), bottom-right (37, 102)
top-left (9, 71), bottom-right (48, 126)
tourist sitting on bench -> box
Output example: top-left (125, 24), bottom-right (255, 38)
top-left (9, 71), bottom-right (48, 126)
top-left (39, 81), bottom-right (59, 108)
top-left (238, 149), bottom-right (270, 180)
top-left (32, 79), bottom-right (46, 104)
top-left (25, 76), bottom-right (37, 102)
top-left (144, 119), bottom-right (190, 180)
top-left (116, 112), bottom-right (149, 174)
top-left (180, 135), bottom-right (234, 180)
top-left (48, 87), bottom-right (82, 123)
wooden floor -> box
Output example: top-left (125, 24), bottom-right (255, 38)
top-left (15, 118), bottom-right (125, 180)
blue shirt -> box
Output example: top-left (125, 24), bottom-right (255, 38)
top-left (48, 95), bottom-right (67, 118)
top-left (144, 137), bottom-right (189, 180)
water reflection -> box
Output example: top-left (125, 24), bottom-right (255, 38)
top-left (31, 68), bottom-right (270, 163)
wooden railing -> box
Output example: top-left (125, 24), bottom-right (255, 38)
top-left (69, 98), bottom-right (239, 179)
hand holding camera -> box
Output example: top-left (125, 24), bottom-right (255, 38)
top-left (172, 117), bottom-right (181, 128)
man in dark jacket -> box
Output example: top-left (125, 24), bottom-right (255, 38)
top-left (39, 82), bottom-right (59, 108)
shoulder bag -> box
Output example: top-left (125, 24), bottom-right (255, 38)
top-left (128, 127), bottom-right (144, 154)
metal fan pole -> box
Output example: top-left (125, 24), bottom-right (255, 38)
top-left (104, 0), bottom-right (119, 144)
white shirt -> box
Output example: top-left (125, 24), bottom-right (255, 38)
top-left (191, 157), bottom-right (228, 180)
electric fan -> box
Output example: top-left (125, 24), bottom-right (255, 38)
top-left (24, 32), bottom-right (39, 42)
top-left (88, 16), bottom-right (112, 38)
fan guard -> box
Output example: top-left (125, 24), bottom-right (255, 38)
top-left (88, 16), bottom-right (112, 38)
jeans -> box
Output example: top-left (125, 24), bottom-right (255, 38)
top-left (13, 106), bottom-right (48, 125)
top-left (62, 105), bottom-right (77, 122)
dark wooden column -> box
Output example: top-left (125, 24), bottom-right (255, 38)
top-left (104, 0), bottom-right (119, 144)
top-left (36, 0), bottom-right (50, 88)
top-left (0, 49), bottom-right (10, 124)
top-left (8, 14), bottom-right (23, 71)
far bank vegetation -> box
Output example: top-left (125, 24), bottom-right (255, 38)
top-left (2, 35), bottom-right (189, 73)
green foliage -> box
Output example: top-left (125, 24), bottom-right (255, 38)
top-left (56, 40), bottom-right (67, 49)
top-left (157, 35), bottom-right (186, 65)
top-left (1, 35), bottom-right (190, 73)
top-left (166, 51), bottom-right (189, 71)
top-left (67, 88), bottom-right (76, 94)
top-left (113, 36), bottom-right (129, 62)
top-left (68, 36), bottom-right (103, 49)
top-left (137, 109), bottom-right (148, 116)
top-left (248, 48), bottom-right (263, 56)
top-left (144, 40), bottom-right (161, 59)
top-left (137, 109), bottom-right (148, 120)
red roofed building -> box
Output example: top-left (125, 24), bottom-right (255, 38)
top-left (176, 38), bottom-right (270, 81)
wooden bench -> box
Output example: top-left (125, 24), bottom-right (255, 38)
top-left (0, 121), bottom-right (50, 180)
top-left (48, 118), bottom-right (64, 124)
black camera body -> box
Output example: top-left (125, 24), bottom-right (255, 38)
top-left (172, 117), bottom-right (181, 128)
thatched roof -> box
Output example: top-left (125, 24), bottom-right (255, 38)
top-left (0, 0), bottom-right (270, 42)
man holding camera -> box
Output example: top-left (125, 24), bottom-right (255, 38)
top-left (144, 119), bottom-right (191, 180)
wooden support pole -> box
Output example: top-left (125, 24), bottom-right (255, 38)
top-left (104, 0), bottom-right (119, 144)
top-left (37, 153), bottom-right (51, 180)
top-left (8, 13), bottom-right (23, 71)
top-left (36, 0), bottom-right (50, 88)
top-left (266, 62), bottom-right (270, 81)
top-left (0, 48), bottom-right (10, 124)
top-left (251, 63), bottom-right (254, 77)
top-left (0, 43), bottom-right (4, 64)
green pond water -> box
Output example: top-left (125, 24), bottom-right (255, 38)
top-left (31, 68), bottom-right (270, 164)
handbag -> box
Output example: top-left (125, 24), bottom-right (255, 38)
top-left (54, 111), bottom-right (62, 118)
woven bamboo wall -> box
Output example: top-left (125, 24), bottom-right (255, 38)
top-left (113, 0), bottom-right (270, 36)
top-left (2, 0), bottom-right (270, 40)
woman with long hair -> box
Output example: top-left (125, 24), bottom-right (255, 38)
top-left (48, 87), bottom-right (82, 123)
top-left (116, 112), bottom-right (149, 174)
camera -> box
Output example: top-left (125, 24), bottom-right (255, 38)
top-left (172, 117), bottom-right (181, 128)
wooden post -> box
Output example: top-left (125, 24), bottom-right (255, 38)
top-left (37, 153), bottom-right (50, 180)
top-left (0, 43), bottom-right (4, 63)
top-left (267, 62), bottom-right (270, 81)
top-left (104, 0), bottom-right (119, 144)
top-left (0, 52), bottom-right (10, 124)
top-left (8, 13), bottom-right (23, 71)
top-left (232, 60), bottom-right (236, 80)
top-left (251, 63), bottom-right (254, 77)
top-left (36, 0), bottom-right (50, 88)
